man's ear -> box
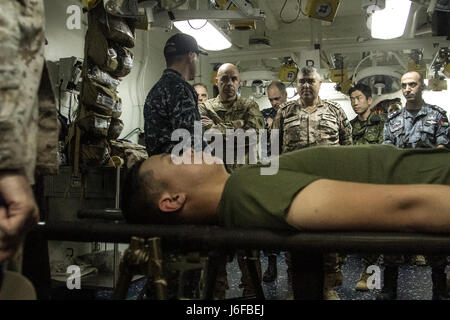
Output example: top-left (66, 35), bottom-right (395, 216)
top-left (368, 96), bottom-right (373, 106)
top-left (158, 193), bottom-right (187, 213)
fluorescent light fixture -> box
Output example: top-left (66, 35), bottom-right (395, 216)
top-left (173, 19), bottom-right (232, 51)
top-left (371, 0), bottom-right (412, 39)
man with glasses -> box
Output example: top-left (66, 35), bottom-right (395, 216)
top-left (272, 66), bottom-right (352, 300)
top-left (381, 70), bottom-right (449, 300)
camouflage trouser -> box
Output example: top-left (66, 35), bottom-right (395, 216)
top-left (324, 253), bottom-right (346, 274)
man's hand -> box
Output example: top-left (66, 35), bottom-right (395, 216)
top-left (0, 172), bottom-right (39, 262)
top-left (267, 118), bottom-right (273, 129)
top-left (201, 116), bottom-right (214, 129)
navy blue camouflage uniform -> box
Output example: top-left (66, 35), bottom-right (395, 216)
top-left (383, 103), bottom-right (449, 148)
top-left (144, 69), bottom-right (203, 157)
top-left (382, 102), bottom-right (449, 293)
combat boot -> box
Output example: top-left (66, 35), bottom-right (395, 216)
top-left (263, 254), bottom-right (277, 283)
top-left (323, 272), bottom-right (341, 300)
top-left (376, 266), bottom-right (398, 300)
top-left (431, 266), bottom-right (448, 300)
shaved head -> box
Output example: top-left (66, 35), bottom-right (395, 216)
top-left (217, 63), bottom-right (239, 77)
top-left (216, 63), bottom-right (241, 102)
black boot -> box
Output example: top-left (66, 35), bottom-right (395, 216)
top-left (263, 254), bottom-right (277, 283)
top-left (376, 266), bottom-right (398, 300)
top-left (432, 266), bottom-right (447, 300)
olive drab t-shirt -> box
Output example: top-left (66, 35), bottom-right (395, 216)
top-left (216, 145), bottom-right (450, 230)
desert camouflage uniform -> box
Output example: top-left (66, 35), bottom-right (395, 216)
top-left (273, 98), bottom-right (352, 154)
top-left (199, 95), bottom-right (264, 297)
top-left (199, 96), bottom-right (264, 172)
top-left (273, 98), bottom-right (352, 297)
top-left (143, 69), bottom-right (203, 157)
top-left (0, 0), bottom-right (57, 279)
top-left (0, 0), bottom-right (57, 183)
top-left (382, 103), bottom-right (449, 299)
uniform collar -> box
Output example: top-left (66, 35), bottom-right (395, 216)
top-left (404, 103), bottom-right (429, 118)
top-left (297, 97), bottom-right (324, 108)
top-left (164, 68), bottom-right (184, 79)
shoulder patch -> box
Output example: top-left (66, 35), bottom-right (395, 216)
top-left (388, 109), bottom-right (402, 120)
top-left (280, 101), bottom-right (297, 110)
top-left (323, 99), bottom-right (341, 109)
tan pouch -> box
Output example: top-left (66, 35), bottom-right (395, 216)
top-left (77, 111), bottom-right (111, 138)
top-left (108, 118), bottom-right (124, 140)
top-left (80, 138), bottom-right (111, 166)
top-left (82, 78), bottom-right (119, 116)
top-left (111, 46), bottom-right (134, 77)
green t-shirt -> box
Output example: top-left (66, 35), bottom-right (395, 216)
top-left (217, 145), bottom-right (450, 230)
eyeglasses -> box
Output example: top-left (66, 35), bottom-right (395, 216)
top-left (298, 78), bottom-right (316, 85)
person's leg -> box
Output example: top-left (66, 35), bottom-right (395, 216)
top-left (237, 250), bottom-right (262, 297)
top-left (428, 255), bottom-right (448, 300)
top-left (323, 253), bottom-right (342, 300)
top-left (376, 254), bottom-right (402, 300)
top-left (263, 250), bottom-right (278, 283)
top-left (356, 254), bottom-right (379, 291)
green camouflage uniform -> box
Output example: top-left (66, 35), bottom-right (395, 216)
top-left (351, 112), bottom-right (385, 268)
top-left (0, 0), bottom-right (57, 184)
top-left (199, 96), bottom-right (264, 172)
top-left (351, 112), bottom-right (386, 145)
top-left (272, 98), bottom-right (352, 293)
top-left (199, 95), bottom-right (264, 297)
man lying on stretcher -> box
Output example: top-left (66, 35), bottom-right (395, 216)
top-left (122, 145), bottom-right (450, 234)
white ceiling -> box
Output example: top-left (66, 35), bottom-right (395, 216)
top-left (198, 0), bottom-right (450, 78)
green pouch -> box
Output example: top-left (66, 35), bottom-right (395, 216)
top-left (111, 45), bottom-right (133, 77)
top-left (108, 118), bottom-right (124, 140)
top-left (100, 14), bottom-right (136, 48)
top-left (82, 78), bottom-right (119, 116)
top-left (77, 111), bottom-right (111, 138)
top-left (86, 13), bottom-right (118, 73)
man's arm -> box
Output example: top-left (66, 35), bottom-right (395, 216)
top-left (286, 179), bottom-right (450, 234)
top-left (199, 102), bottom-right (244, 134)
top-left (435, 113), bottom-right (449, 148)
top-left (242, 102), bottom-right (264, 131)
top-left (382, 122), bottom-right (395, 145)
top-left (336, 107), bottom-right (353, 145)
top-left (271, 109), bottom-right (284, 155)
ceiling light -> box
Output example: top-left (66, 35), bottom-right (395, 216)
top-left (371, 0), bottom-right (412, 39)
top-left (173, 19), bottom-right (232, 51)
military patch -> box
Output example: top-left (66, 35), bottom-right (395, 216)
top-left (342, 120), bottom-right (350, 127)
top-left (441, 120), bottom-right (449, 127)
